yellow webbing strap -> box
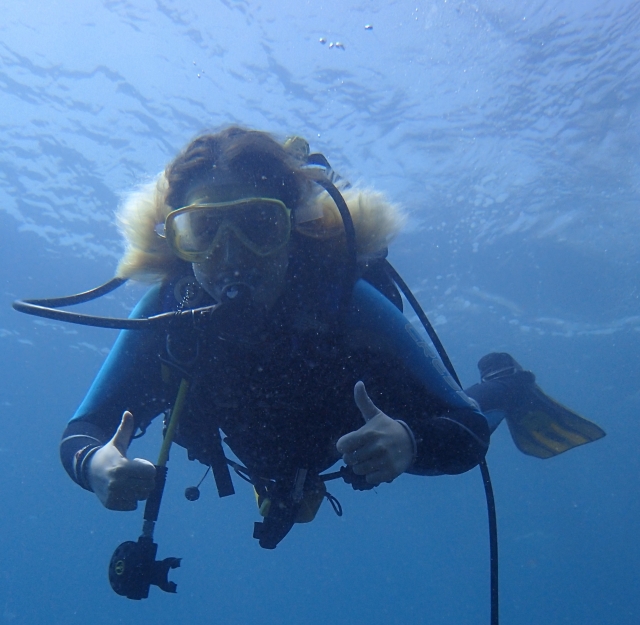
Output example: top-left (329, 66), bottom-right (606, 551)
top-left (156, 378), bottom-right (190, 468)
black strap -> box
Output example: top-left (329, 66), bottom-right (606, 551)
top-left (383, 258), bottom-right (499, 625)
top-left (209, 430), bottom-right (235, 498)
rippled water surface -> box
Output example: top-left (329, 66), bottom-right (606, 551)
top-left (1, 2), bottom-right (638, 624)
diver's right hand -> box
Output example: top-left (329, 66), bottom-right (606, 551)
top-left (87, 411), bottom-right (156, 511)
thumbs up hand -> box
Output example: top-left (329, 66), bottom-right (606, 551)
top-left (87, 411), bottom-right (156, 510)
top-left (336, 381), bottom-right (416, 485)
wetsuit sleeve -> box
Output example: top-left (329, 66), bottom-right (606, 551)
top-left (60, 285), bottom-right (172, 490)
top-left (347, 280), bottom-right (490, 476)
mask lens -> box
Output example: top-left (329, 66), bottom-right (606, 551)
top-left (166, 199), bottom-right (290, 261)
top-left (232, 201), bottom-right (290, 255)
top-left (168, 209), bottom-right (225, 260)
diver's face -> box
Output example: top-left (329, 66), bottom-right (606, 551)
top-left (185, 185), bottom-right (290, 308)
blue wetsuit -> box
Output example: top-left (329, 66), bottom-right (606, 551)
top-left (60, 277), bottom-right (490, 492)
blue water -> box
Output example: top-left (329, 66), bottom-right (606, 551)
top-left (1, 1), bottom-right (638, 623)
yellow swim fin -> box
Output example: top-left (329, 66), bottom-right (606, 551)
top-left (504, 386), bottom-right (606, 459)
top-left (476, 352), bottom-right (606, 459)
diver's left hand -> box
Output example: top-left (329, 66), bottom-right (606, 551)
top-left (336, 381), bottom-right (415, 485)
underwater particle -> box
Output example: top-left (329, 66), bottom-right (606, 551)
top-left (329, 42), bottom-right (334, 48)
top-left (335, 42), bottom-right (345, 50)
top-left (364, 24), bottom-right (373, 30)
top-left (192, 60), bottom-right (196, 64)
top-left (197, 74), bottom-right (201, 78)
top-left (319, 37), bottom-right (326, 44)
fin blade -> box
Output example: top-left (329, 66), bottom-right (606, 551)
top-left (505, 387), bottom-right (605, 459)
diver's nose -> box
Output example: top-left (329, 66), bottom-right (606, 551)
top-left (214, 226), bottom-right (243, 265)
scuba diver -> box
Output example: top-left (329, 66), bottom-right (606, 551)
top-left (55, 126), bottom-right (605, 556)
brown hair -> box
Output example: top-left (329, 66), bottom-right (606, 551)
top-left (164, 126), bottom-right (312, 210)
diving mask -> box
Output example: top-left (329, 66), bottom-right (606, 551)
top-left (165, 198), bottom-right (291, 262)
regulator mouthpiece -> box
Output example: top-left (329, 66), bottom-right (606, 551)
top-left (221, 282), bottom-right (252, 301)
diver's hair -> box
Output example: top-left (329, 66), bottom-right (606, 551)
top-left (115, 126), bottom-right (406, 282)
top-left (164, 126), bottom-right (311, 210)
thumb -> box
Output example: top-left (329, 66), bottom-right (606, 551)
top-left (354, 381), bottom-right (382, 423)
top-left (110, 411), bottom-right (135, 457)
